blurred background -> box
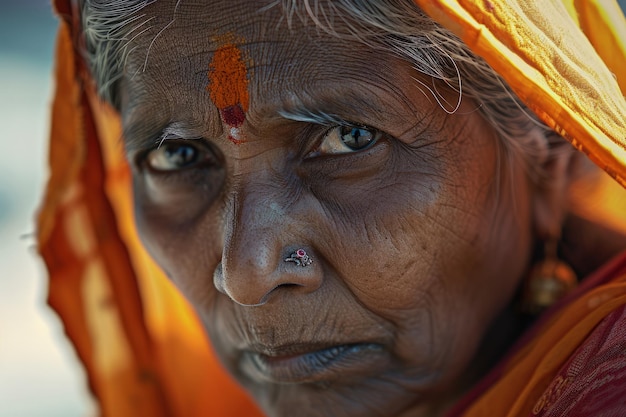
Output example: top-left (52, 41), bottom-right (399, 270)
top-left (0, 1), bottom-right (94, 416)
top-left (0, 1), bottom-right (625, 417)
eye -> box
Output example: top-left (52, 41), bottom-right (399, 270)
top-left (313, 125), bottom-right (382, 156)
top-left (146, 140), bottom-right (206, 171)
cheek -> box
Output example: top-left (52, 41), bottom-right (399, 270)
top-left (132, 177), bottom-right (224, 304)
top-left (419, 150), bottom-right (533, 363)
top-left (324, 130), bottom-right (533, 377)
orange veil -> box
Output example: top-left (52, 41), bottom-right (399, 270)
top-left (38, 1), bottom-right (626, 416)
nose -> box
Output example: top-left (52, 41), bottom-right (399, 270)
top-left (214, 183), bottom-right (323, 306)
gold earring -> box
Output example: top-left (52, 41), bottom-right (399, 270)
top-left (522, 240), bottom-right (577, 315)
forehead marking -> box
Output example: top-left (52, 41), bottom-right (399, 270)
top-left (207, 39), bottom-right (250, 145)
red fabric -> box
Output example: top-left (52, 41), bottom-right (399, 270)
top-left (534, 305), bottom-right (626, 416)
top-left (446, 252), bottom-right (626, 417)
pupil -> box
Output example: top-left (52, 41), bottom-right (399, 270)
top-left (165, 145), bottom-right (196, 166)
top-left (341, 126), bottom-right (373, 150)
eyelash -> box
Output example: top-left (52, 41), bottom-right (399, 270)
top-left (306, 123), bottom-right (385, 158)
top-left (137, 139), bottom-right (219, 178)
top-left (135, 122), bottom-right (386, 169)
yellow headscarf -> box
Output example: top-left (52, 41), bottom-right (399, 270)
top-left (39, 1), bottom-right (626, 416)
top-left (416, 0), bottom-right (626, 186)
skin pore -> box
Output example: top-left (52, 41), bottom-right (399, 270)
top-left (117, 1), bottom-right (559, 416)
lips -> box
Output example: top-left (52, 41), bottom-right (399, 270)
top-left (240, 342), bottom-right (385, 384)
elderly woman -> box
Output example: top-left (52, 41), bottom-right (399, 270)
top-left (40, 0), bottom-right (626, 416)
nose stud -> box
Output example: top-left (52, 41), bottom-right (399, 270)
top-left (284, 249), bottom-right (313, 267)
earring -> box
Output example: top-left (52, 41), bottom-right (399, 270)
top-left (522, 240), bottom-right (577, 315)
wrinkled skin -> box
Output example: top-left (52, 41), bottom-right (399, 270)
top-left (121, 1), bottom-right (561, 416)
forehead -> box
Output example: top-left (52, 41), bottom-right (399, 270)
top-left (117, 0), bottom-right (438, 148)
top-left (131, 2), bottom-right (375, 73)
top-left (122, 1), bottom-right (412, 104)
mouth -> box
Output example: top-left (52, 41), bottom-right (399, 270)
top-left (240, 342), bottom-right (386, 384)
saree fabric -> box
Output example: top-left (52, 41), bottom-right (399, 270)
top-left (446, 253), bottom-right (626, 416)
top-left (415, 0), bottom-right (626, 187)
top-left (39, 1), bottom-right (626, 416)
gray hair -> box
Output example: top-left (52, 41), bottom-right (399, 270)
top-left (276, 0), bottom-right (555, 178)
top-left (79, 0), bottom-right (556, 180)
top-left (79, 0), bottom-right (157, 108)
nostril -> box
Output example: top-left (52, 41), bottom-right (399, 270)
top-left (215, 245), bottom-right (322, 306)
top-left (274, 282), bottom-right (302, 291)
top-left (256, 283), bottom-right (303, 305)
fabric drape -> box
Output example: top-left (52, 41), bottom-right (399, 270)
top-left (415, 0), bottom-right (626, 187)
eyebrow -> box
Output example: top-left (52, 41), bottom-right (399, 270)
top-left (275, 82), bottom-right (417, 131)
top-left (123, 117), bottom-right (205, 153)
top-left (278, 102), bottom-right (346, 126)
top-left (121, 72), bottom-right (428, 152)
top-left (278, 107), bottom-right (345, 125)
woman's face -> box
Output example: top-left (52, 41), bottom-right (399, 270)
top-left (123, 1), bottom-right (535, 415)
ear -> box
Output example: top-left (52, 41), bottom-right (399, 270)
top-left (532, 142), bottom-right (581, 241)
